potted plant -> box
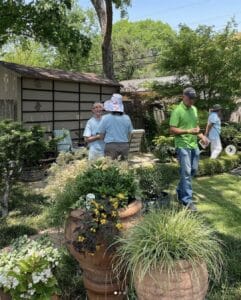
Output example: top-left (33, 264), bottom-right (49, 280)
top-left (50, 158), bottom-right (142, 299)
top-left (115, 209), bottom-right (223, 300)
top-left (0, 236), bottom-right (61, 300)
top-left (137, 164), bottom-right (178, 211)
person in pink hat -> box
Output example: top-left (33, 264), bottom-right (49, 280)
top-left (98, 94), bottom-right (133, 160)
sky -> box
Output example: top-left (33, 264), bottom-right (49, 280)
top-left (79, 0), bottom-right (241, 31)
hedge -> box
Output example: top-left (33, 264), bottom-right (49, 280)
top-left (156, 154), bottom-right (241, 178)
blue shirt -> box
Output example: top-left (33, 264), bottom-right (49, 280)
top-left (83, 117), bottom-right (105, 152)
top-left (208, 112), bottom-right (221, 140)
top-left (99, 114), bottom-right (133, 143)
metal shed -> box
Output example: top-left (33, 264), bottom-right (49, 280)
top-left (0, 61), bottom-right (120, 145)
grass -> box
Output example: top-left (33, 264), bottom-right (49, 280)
top-left (0, 183), bottom-right (50, 249)
top-left (193, 174), bottom-right (241, 300)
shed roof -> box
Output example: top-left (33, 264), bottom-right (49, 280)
top-left (0, 61), bottom-right (121, 87)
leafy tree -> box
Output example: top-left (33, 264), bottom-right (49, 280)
top-left (0, 0), bottom-right (91, 60)
top-left (90, 0), bottom-right (131, 79)
top-left (1, 40), bottom-right (55, 67)
top-left (112, 19), bottom-right (174, 80)
top-left (159, 22), bottom-right (241, 103)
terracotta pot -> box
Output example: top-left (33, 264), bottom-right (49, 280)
top-left (0, 290), bottom-right (60, 300)
top-left (134, 260), bottom-right (208, 300)
top-left (65, 200), bottom-right (142, 300)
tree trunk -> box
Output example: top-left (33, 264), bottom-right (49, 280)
top-left (91, 0), bottom-right (115, 80)
top-left (1, 172), bottom-right (10, 217)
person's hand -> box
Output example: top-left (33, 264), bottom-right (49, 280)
top-left (200, 135), bottom-right (209, 145)
top-left (187, 127), bottom-right (200, 134)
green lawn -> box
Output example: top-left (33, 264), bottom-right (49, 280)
top-left (193, 174), bottom-right (241, 299)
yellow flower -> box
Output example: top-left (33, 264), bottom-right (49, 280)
top-left (94, 209), bottom-right (100, 215)
top-left (112, 202), bottom-right (118, 209)
top-left (90, 228), bottom-right (96, 233)
top-left (101, 213), bottom-right (107, 219)
top-left (116, 193), bottom-right (126, 200)
top-left (100, 219), bottom-right (107, 225)
top-left (78, 236), bottom-right (85, 242)
top-left (116, 223), bottom-right (123, 230)
top-left (92, 200), bottom-right (99, 208)
top-left (111, 211), bottom-right (117, 217)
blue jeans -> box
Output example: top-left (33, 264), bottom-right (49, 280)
top-left (176, 148), bottom-right (200, 205)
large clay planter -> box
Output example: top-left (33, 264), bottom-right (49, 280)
top-left (65, 200), bottom-right (142, 300)
top-left (0, 290), bottom-right (60, 300)
top-left (134, 260), bottom-right (208, 300)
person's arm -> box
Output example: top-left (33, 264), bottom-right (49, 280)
top-left (83, 120), bottom-right (101, 144)
top-left (84, 135), bottom-right (101, 143)
top-left (98, 117), bottom-right (106, 141)
top-left (170, 126), bottom-right (200, 135)
top-left (205, 122), bottom-right (213, 136)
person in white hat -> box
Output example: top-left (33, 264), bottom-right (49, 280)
top-left (98, 94), bottom-right (133, 160)
top-left (205, 104), bottom-right (222, 159)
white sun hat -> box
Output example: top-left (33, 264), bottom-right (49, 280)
top-left (104, 93), bottom-right (124, 113)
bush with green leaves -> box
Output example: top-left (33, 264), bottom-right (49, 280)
top-left (198, 154), bottom-right (241, 176)
top-left (114, 209), bottom-right (223, 285)
top-left (0, 120), bottom-right (56, 217)
top-left (0, 236), bottom-right (60, 299)
top-left (221, 124), bottom-right (241, 148)
top-left (136, 163), bottom-right (178, 199)
top-left (49, 158), bottom-right (138, 226)
top-left (153, 135), bottom-right (175, 162)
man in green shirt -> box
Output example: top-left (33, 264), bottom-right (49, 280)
top-left (169, 87), bottom-right (208, 211)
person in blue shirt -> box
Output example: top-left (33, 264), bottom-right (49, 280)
top-left (205, 104), bottom-right (222, 159)
top-left (83, 102), bottom-right (105, 160)
top-left (98, 94), bottom-right (133, 160)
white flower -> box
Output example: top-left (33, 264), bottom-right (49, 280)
top-left (13, 267), bottom-right (20, 274)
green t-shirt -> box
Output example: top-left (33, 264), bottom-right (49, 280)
top-left (169, 102), bottom-right (199, 149)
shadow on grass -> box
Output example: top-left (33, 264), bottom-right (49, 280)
top-left (0, 224), bottom-right (37, 249)
top-left (208, 233), bottom-right (241, 300)
top-left (9, 184), bottom-right (48, 216)
top-left (192, 175), bottom-right (241, 299)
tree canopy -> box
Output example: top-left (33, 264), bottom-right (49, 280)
top-left (0, 0), bottom-right (91, 59)
top-left (159, 22), bottom-right (241, 101)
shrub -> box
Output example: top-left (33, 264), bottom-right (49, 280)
top-left (49, 158), bottom-right (138, 226)
top-left (115, 209), bottom-right (223, 284)
top-left (153, 135), bottom-right (175, 162)
top-left (221, 124), bottom-right (241, 148)
top-left (198, 154), bottom-right (241, 176)
top-left (136, 163), bottom-right (178, 199)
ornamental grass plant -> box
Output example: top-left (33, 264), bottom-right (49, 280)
top-left (114, 209), bottom-right (224, 285)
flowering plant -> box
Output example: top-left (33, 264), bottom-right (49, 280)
top-left (73, 192), bottom-right (128, 253)
top-left (57, 158), bottom-right (138, 253)
top-left (0, 236), bottom-right (60, 300)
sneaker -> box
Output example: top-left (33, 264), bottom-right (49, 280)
top-left (186, 202), bottom-right (198, 212)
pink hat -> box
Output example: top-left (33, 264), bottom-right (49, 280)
top-left (104, 94), bottom-right (124, 113)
